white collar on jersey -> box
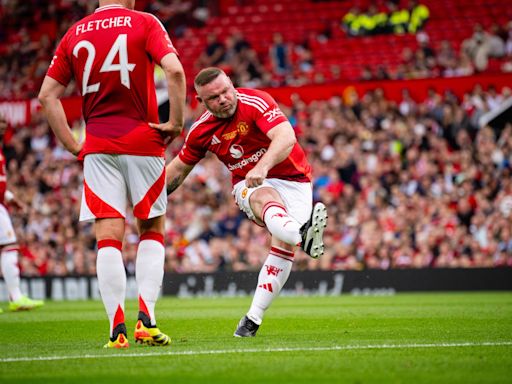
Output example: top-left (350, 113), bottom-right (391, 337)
top-left (95, 4), bottom-right (124, 13)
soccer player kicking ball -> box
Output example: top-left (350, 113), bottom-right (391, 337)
top-left (166, 67), bottom-right (327, 337)
top-left (0, 116), bottom-right (44, 313)
top-left (38, 0), bottom-right (186, 348)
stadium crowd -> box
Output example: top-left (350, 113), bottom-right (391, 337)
top-left (0, 0), bottom-right (511, 276)
top-left (2, 82), bottom-right (512, 275)
top-left (1, 0), bottom-right (512, 98)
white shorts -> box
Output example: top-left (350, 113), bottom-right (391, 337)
top-left (0, 203), bottom-right (16, 246)
top-left (80, 154), bottom-right (166, 222)
top-left (232, 178), bottom-right (312, 226)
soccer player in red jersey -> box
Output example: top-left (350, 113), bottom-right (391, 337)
top-left (0, 116), bottom-right (44, 313)
top-left (38, 0), bottom-right (186, 348)
top-left (166, 67), bottom-right (328, 337)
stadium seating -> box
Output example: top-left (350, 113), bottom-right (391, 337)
top-left (173, 0), bottom-right (512, 83)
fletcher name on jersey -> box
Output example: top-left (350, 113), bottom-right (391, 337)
top-left (46, 4), bottom-right (177, 158)
top-left (180, 87), bottom-right (312, 186)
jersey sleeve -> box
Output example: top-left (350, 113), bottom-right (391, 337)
top-left (46, 34), bottom-right (72, 86)
top-left (144, 13), bottom-right (179, 65)
top-left (178, 129), bottom-right (207, 166)
top-left (253, 91), bottom-right (289, 134)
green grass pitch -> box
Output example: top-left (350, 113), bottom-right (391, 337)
top-left (0, 292), bottom-right (511, 383)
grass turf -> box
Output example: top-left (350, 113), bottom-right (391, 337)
top-left (0, 292), bottom-right (511, 383)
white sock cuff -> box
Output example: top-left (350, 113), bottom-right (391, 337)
top-left (138, 239), bottom-right (165, 252)
top-left (269, 246), bottom-right (295, 262)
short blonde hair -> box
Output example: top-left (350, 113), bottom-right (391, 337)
top-left (194, 67), bottom-right (225, 89)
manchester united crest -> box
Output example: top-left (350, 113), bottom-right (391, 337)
top-left (237, 121), bottom-right (249, 136)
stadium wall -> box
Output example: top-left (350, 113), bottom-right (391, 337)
top-left (264, 73), bottom-right (512, 106)
top-left (2, 268), bottom-right (511, 301)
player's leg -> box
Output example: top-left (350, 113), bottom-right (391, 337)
top-left (234, 179), bottom-right (327, 258)
top-left (1, 245), bottom-right (45, 311)
top-left (233, 179), bottom-right (326, 336)
top-left (123, 155), bottom-right (170, 346)
top-left (252, 181), bottom-right (327, 259)
top-left (95, 218), bottom-right (128, 348)
top-left (235, 237), bottom-right (295, 337)
top-left (0, 204), bottom-right (43, 311)
top-left (249, 186), bottom-right (303, 245)
top-left (81, 154), bottom-right (129, 348)
top-left (133, 215), bottom-right (170, 346)
top-left (1, 244), bottom-right (23, 302)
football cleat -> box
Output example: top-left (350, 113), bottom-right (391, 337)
top-left (104, 323), bottom-right (129, 349)
top-left (234, 316), bottom-right (259, 337)
top-left (134, 312), bottom-right (171, 346)
top-left (300, 202), bottom-right (328, 259)
top-left (8, 295), bottom-right (44, 311)
top-left (104, 333), bottom-right (129, 349)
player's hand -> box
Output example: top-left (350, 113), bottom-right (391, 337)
top-left (149, 121), bottom-right (183, 142)
top-left (245, 166), bottom-right (268, 188)
top-left (70, 142), bottom-right (83, 157)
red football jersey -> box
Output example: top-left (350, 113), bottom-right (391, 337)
top-left (0, 148), bottom-right (6, 205)
top-left (179, 88), bottom-right (312, 185)
top-left (46, 4), bottom-right (178, 158)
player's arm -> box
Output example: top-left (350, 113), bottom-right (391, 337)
top-left (38, 76), bottom-right (81, 156)
top-left (245, 121), bottom-right (296, 188)
top-left (149, 53), bottom-right (186, 141)
top-left (166, 156), bottom-right (195, 195)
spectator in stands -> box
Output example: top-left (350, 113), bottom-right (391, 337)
top-left (359, 65), bottom-right (373, 81)
top-left (356, 6), bottom-right (377, 36)
top-left (293, 42), bottom-right (314, 73)
top-left (407, 0), bottom-right (429, 34)
top-left (399, 89), bottom-right (417, 116)
top-left (234, 48), bottom-right (265, 88)
top-left (374, 65), bottom-right (391, 80)
top-left (269, 33), bottom-right (291, 76)
top-left (374, 6), bottom-right (389, 35)
top-left (417, 32), bottom-right (435, 58)
top-left (231, 30), bottom-right (251, 54)
top-left (342, 7), bottom-right (362, 37)
top-left (196, 33), bottom-right (225, 68)
top-left (506, 22), bottom-right (512, 57)
top-left (437, 40), bottom-right (457, 69)
top-left (387, 2), bottom-right (410, 35)
top-left (463, 24), bottom-right (506, 71)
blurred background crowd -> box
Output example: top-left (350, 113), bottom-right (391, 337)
top-left (4, 83), bottom-right (512, 275)
top-left (1, 0), bottom-right (512, 275)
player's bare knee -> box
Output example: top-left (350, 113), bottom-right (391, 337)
top-left (271, 238), bottom-right (296, 254)
top-left (95, 218), bottom-right (125, 241)
top-left (137, 215), bottom-right (165, 235)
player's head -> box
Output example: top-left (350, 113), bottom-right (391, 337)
top-left (99, 0), bottom-right (135, 10)
top-left (194, 67), bottom-right (238, 119)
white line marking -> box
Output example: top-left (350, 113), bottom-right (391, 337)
top-left (1, 341), bottom-right (511, 363)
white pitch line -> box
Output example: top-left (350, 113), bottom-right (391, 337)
top-left (1, 341), bottom-right (511, 363)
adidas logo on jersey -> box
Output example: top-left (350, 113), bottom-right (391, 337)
top-left (211, 135), bottom-right (221, 145)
